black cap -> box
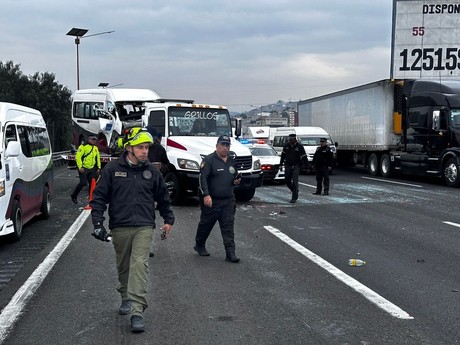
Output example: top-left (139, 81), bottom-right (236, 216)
top-left (217, 135), bottom-right (231, 145)
top-left (320, 137), bottom-right (327, 142)
top-left (289, 133), bottom-right (296, 138)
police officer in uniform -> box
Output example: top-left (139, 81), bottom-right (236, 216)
top-left (312, 137), bottom-right (334, 195)
top-left (279, 133), bottom-right (308, 203)
top-left (194, 135), bottom-right (241, 263)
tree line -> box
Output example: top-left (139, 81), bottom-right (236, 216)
top-left (0, 60), bottom-right (72, 152)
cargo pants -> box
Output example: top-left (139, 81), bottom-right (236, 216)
top-left (111, 226), bottom-right (153, 316)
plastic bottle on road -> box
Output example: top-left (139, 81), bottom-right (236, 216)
top-left (348, 259), bottom-right (366, 266)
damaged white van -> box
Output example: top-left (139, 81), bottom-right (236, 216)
top-left (0, 102), bottom-right (53, 241)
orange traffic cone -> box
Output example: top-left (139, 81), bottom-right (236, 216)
top-left (84, 178), bottom-right (97, 210)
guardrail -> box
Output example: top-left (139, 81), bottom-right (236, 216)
top-left (52, 150), bottom-right (71, 166)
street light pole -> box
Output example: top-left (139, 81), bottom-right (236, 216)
top-left (66, 28), bottom-right (114, 90)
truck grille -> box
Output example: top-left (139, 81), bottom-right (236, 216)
top-left (235, 156), bottom-right (252, 171)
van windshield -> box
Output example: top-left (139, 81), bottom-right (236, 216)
top-left (298, 136), bottom-right (327, 145)
top-left (168, 107), bottom-right (232, 137)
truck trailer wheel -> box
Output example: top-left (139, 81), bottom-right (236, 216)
top-left (164, 172), bottom-right (182, 205)
top-left (443, 157), bottom-right (460, 187)
top-left (380, 154), bottom-right (391, 177)
top-left (368, 153), bottom-right (380, 176)
top-left (234, 188), bottom-right (256, 202)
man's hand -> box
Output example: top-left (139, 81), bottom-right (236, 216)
top-left (203, 195), bottom-right (212, 207)
top-left (161, 224), bottom-right (172, 240)
top-left (91, 223), bottom-right (110, 242)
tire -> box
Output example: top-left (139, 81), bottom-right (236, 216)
top-left (368, 153), bottom-right (380, 176)
top-left (40, 186), bottom-right (51, 219)
top-left (380, 153), bottom-right (391, 178)
top-left (234, 188), bottom-right (256, 202)
top-left (9, 200), bottom-right (23, 242)
top-left (443, 157), bottom-right (460, 187)
top-left (164, 172), bottom-right (182, 205)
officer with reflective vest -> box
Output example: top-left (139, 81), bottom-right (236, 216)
top-left (71, 134), bottom-right (101, 204)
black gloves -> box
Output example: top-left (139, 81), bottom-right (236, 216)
top-left (92, 223), bottom-right (110, 242)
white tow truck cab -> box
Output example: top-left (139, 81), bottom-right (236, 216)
top-left (142, 99), bottom-right (262, 204)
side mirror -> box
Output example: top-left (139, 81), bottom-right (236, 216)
top-left (234, 118), bottom-right (242, 138)
top-left (432, 110), bottom-right (440, 131)
top-left (5, 141), bottom-right (20, 158)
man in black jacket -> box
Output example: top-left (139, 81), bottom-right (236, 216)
top-left (194, 135), bottom-right (241, 263)
top-left (90, 127), bottom-right (175, 333)
top-left (279, 134), bottom-right (309, 203)
top-left (312, 137), bottom-right (334, 195)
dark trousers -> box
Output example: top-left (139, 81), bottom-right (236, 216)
top-left (315, 166), bottom-right (330, 192)
top-left (284, 165), bottom-right (300, 197)
top-left (72, 168), bottom-right (96, 198)
top-left (195, 199), bottom-right (236, 253)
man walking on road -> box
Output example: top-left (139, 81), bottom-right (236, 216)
top-left (71, 135), bottom-right (101, 204)
top-left (279, 133), bottom-right (309, 203)
top-left (194, 135), bottom-right (241, 263)
top-left (312, 137), bottom-right (334, 195)
top-left (89, 127), bottom-right (175, 333)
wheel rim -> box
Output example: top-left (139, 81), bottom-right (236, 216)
top-left (15, 208), bottom-right (23, 236)
top-left (370, 155), bottom-right (378, 173)
top-left (381, 156), bottom-right (390, 175)
top-left (444, 163), bottom-right (458, 184)
top-left (46, 193), bottom-right (51, 213)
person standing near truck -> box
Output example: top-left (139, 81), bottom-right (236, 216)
top-left (279, 133), bottom-right (308, 203)
top-left (312, 137), bottom-right (334, 195)
top-left (71, 135), bottom-right (101, 204)
top-left (89, 127), bottom-right (175, 333)
top-left (194, 135), bottom-right (241, 263)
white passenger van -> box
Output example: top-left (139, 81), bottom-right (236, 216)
top-left (0, 102), bottom-right (53, 241)
top-left (272, 126), bottom-right (337, 170)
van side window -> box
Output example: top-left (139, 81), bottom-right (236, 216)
top-left (5, 125), bottom-right (17, 148)
top-left (17, 126), bottom-right (51, 158)
top-left (73, 102), bottom-right (104, 120)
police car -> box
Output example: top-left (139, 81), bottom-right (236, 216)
top-left (239, 139), bottom-right (284, 183)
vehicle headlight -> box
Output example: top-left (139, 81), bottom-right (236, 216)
top-left (253, 159), bottom-right (261, 170)
top-left (177, 159), bottom-right (200, 170)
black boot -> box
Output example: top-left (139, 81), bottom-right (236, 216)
top-left (225, 252), bottom-right (240, 263)
top-left (323, 190), bottom-right (329, 195)
top-left (312, 191), bottom-right (321, 195)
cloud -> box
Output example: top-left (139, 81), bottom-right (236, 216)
top-left (0, 0), bottom-right (393, 112)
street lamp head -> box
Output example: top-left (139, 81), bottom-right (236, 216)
top-left (66, 28), bottom-right (88, 37)
top-left (98, 82), bottom-right (109, 88)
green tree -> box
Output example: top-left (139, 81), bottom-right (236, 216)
top-left (0, 61), bottom-right (72, 151)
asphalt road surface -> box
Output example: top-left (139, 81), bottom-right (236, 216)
top-left (0, 166), bottom-right (458, 344)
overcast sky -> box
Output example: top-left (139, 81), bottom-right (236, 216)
top-left (1, 0), bottom-right (393, 112)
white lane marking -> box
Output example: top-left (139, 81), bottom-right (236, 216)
top-left (264, 225), bottom-right (414, 320)
top-left (298, 182), bottom-right (316, 188)
top-left (361, 176), bottom-right (422, 188)
top-left (0, 210), bottom-right (91, 342)
top-left (443, 221), bottom-right (460, 228)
